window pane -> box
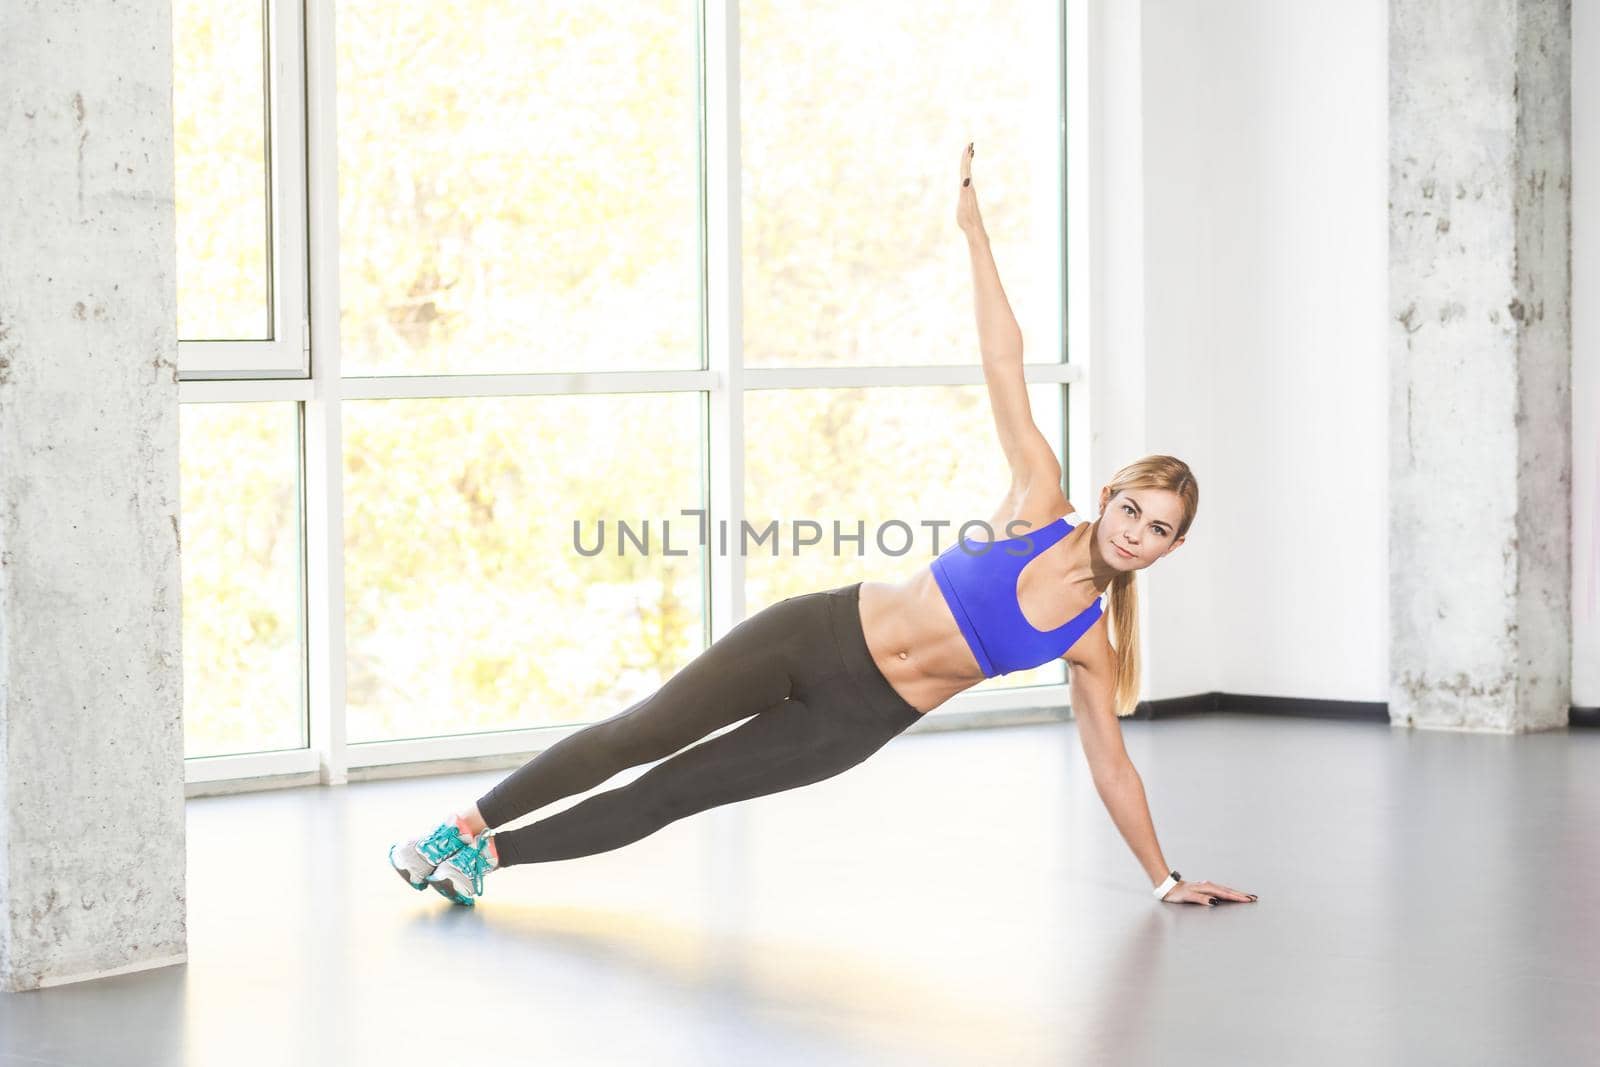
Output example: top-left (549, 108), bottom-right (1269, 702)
top-left (344, 395), bottom-right (704, 743)
top-left (180, 403), bottom-right (305, 758)
top-left (743, 385), bottom-right (1067, 690)
top-left (172, 0), bottom-right (271, 340)
top-left (742, 0), bottom-right (1063, 366)
top-left (335, 2), bottom-right (700, 376)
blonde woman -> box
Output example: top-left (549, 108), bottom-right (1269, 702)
top-left (390, 144), bottom-right (1255, 912)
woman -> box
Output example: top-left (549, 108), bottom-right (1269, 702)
top-left (389, 144), bottom-right (1255, 911)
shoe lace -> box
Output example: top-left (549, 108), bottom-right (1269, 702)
top-left (451, 835), bottom-right (496, 896)
top-left (418, 822), bottom-right (463, 862)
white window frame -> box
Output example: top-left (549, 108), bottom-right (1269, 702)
top-left (179, 0), bottom-right (1091, 789)
top-left (177, 0), bottom-right (309, 378)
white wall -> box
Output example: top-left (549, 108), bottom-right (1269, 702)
top-left (1093, 0), bottom-right (1390, 702)
top-left (1084, 0), bottom-right (1147, 505)
top-left (1100, 0), bottom-right (1600, 710)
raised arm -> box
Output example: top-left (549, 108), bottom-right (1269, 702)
top-left (957, 143), bottom-right (1060, 488)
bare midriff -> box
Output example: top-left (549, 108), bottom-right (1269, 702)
top-left (856, 573), bottom-right (989, 715)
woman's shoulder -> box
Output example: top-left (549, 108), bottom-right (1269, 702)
top-left (1065, 610), bottom-right (1116, 671)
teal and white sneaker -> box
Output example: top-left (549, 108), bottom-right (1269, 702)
top-left (425, 830), bottom-right (500, 907)
top-left (388, 821), bottom-right (470, 892)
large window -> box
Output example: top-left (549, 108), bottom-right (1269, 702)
top-left (741, 1), bottom-right (1064, 368)
top-left (342, 394), bottom-right (703, 743)
top-left (172, 0), bottom-right (271, 340)
top-left (175, 1), bottom-right (1079, 783)
top-left (335, 2), bottom-right (701, 377)
top-left (177, 403), bottom-right (304, 759)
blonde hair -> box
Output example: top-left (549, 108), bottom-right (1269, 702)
top-left (1101, 455), bottom-right (1199, 717)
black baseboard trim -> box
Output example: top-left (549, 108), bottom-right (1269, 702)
top-left (1223, 693), bottom-right (1391, 721)
top-left (1127, 693), bottom-right (1218, 720)
top-left (1134, 692), bottom-right (1599, 728)
top-left (1132, 692), bottom-right (1387, 722)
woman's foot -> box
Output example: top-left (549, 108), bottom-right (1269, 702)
top-left (425, 831), bottom-right (500, 907)
top-left (387, 817), bottom-right (473, 891)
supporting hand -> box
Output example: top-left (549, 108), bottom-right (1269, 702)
top-left (1161, 878), bottom-right (1258, 906)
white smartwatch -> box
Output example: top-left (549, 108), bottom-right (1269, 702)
top-left (1153, 870), bottom-right (1181, 900)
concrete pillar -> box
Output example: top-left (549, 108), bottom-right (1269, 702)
top-left (1389, 0), bottom-right (1572, 731)
top-left (0, 0), bottom-right (185, 989)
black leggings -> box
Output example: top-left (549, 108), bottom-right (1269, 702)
top-left (475, 581), bottom-right (923, 867)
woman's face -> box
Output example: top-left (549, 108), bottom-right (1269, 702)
top-left (1096, 488), bottom-right (1185, 570)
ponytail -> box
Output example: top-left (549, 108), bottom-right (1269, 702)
top-left (1106, 569), bottom-right (1141, 717)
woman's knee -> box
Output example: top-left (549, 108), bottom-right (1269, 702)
top-left (589, 707), bottom-right (686, 767)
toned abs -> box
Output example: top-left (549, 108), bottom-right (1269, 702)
top-left (857, 574), bottom-right (988, 714)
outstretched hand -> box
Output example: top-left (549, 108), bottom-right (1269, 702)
top-left (956, 141), bottom-right (984, 236)
top-left (1161, 878), bottom-right (1258, 906)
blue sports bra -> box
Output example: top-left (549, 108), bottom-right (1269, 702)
top-left (928, 512), bottom-right (1104, 677)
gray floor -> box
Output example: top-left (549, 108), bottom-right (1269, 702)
top-left (3, 712), bottom-right (1596, 1066)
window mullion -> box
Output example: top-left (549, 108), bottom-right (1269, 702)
top-left (705, 0), bottom-right (745, 643)
top-left (303, 0), bottom-right (348, 785)
top-left (1065, 0), bottom-right (1091, 512)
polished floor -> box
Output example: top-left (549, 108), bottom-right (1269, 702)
top-left (3, 712), bottom-right (1596, 1066)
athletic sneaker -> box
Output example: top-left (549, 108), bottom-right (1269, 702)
top-left (388, 820), bottom-right (471, 892)
top-left (426, 830), bottom-right (500, 907)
